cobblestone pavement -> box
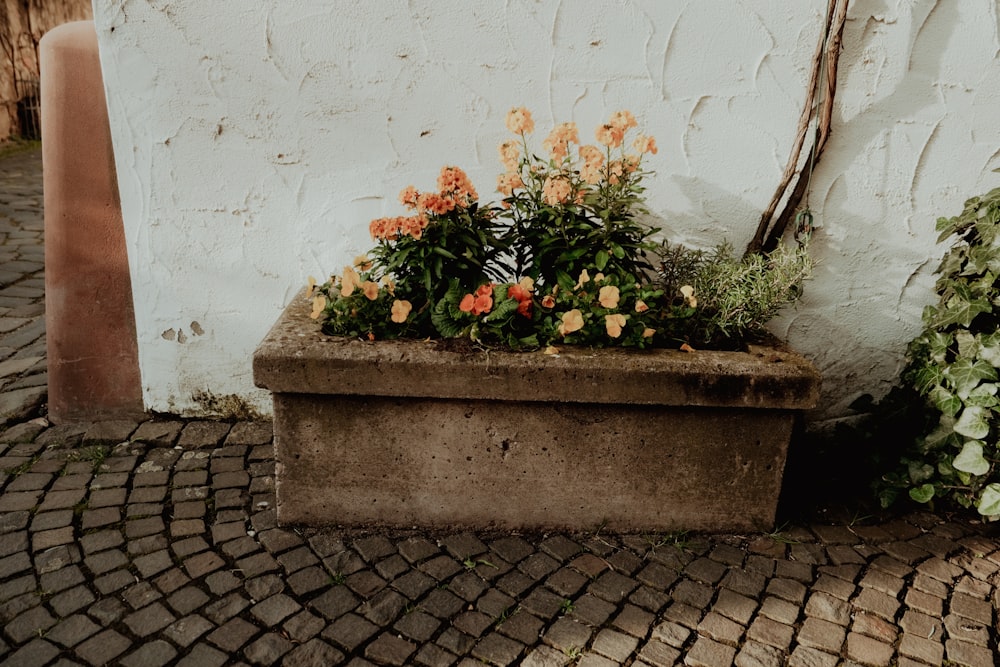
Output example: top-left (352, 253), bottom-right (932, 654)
top-left (1, 145), bottom-right (999, 667)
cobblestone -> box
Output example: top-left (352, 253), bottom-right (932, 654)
top-left (0, 145), bottom-right (998, 663)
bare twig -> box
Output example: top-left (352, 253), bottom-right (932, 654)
top-left (746, 0), bottom-right (850, 256)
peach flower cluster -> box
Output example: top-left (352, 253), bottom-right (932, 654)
top-left (373, 166), bottom-right (480, 241)
top-left (542, 122), bottom-right (579, 162)
top-left (436, 166), bottom-right (478, 206)
top-left (542, 176), bottom-right (572, 206)
top-left (505, 107), bottom-right (535, 135)
top-left (578, 144), bottom-right (605, 185)
top-left (596, 110), bottom-right (637, 148)
top-left (369, 214), bottom-right (429, 241)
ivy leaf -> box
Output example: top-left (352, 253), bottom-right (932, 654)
top-left (909, 484), bottom-right (935, 504)
top-left (977, 484), bottom-right (1000, 516)
top-left (928, 386), bottom-right (961, 416)
top-left (953, 406), bottom-right (991, 440)
top-left (955, 331), bottom-right (978, 359)
top-left (953, 440), bottom-right (991, 476)
top-left (944, 359), bottom-right (997, 399)
top-left (965, 383), bottom-right (999, 408)
top-left (930, 291), bottom-right (992, 329)
top-left (979, 332), bottom-right (1000, 366)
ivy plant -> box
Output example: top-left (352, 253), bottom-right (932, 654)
top-left (882, 183), bottom-right (1000, 515)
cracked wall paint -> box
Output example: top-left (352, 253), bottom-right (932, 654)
top-left (91, 0), bottom-right (1000, 425)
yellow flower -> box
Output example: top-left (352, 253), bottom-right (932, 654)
top-left (361, 281), bottom-right (379, 301)
top-left (558, 309), bottom-right (584, 335)
top-left (391, 299), bottom-right (412, 323)
top-left (306, 275), bottom-right (317, 298)
top-left (635, 299), bottom-right (649, 313)
top-left (341, 266), bottom-right (360, 297)
top-left (354, 255), bottom-right (373, 272)
top-left (642, 327), bottom-right (656, 338)
top-left (310, 294), bottom-right (326, 319)
top-left (543, 345), bottom-right (560, 355)
top-left (680, 285), bottom-right (697, 308)
top-left (599, 285), bottom-right (620, 309)
top-left (574, 270), bottom-right (591, 290)
top-left (518, 276), bottom-right (534, 292)
top-left (380, 276), bottom-right (395, 295)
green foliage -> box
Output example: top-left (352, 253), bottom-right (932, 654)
top-left (309, 108), bottom-right (811, 352)
top-left (497, 127), bottom-right (657, 288)
top-left (653, 241), bottom-right (813, 348)
top-left (881, 185), bottom-right (1000, 516)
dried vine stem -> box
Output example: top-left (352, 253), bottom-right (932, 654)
top-left (745, 0), bottom-right (850, 256)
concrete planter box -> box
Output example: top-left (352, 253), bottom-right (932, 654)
top-left (254, 294), bottom-right (820, 533)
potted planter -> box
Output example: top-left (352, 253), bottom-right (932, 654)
top-left (253, 293), bottom-right (820, 533)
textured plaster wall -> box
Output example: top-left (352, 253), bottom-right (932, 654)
top-left (90, 0), bottom-right (1000, 425)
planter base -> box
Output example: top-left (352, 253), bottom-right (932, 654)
top-left (255, 293), bottom-right (820, 533)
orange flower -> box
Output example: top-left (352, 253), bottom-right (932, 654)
top-left (579, 144), bottom-right (604, 166)
top-left (609, 110), bottom-right (638, 132)
top-left (558, 309), bottom-right (584, 335)
top-left (476, 283), bottom-right (494, 297)
top-left (507, 284), bottom-right (530, 303)
top-left (642, 327), bottom-right (656, 338)
top-left (632, 133), bottom-right (657, 155)
top-left (459, 293), bottom-right (476, 313)
top-left (399, 185), bottom-right (419, 209)
top-left (306, 275), bottom-right (317, 298)
top-left (596, 123), bottom-right (624, 148)
top-left (473, 293), bottom-right (493, 315)
top-left (361, 281), bottom-right (379, 301)
top-left (498, 141), bottom-right (520, 172)
top-left (599, 285), bottom-right (620, 309)
top-left (541, 294), bottom-right (556, 308)
top-left (417, 192), bottom-right (456, 216)
top-left (605, 313), bottom-right (628, 338)
top-left (542, 176), bottom-right (572, 206)
top-left (542, 122), bottom-right (579, 162)
top-left (574, 269), bottom-right (590, 290)
top-left (518, 276), bottom-right (535, 291)
top-left (635, 299), bottom-right (649, 313)
top-left (507, 283), bottom-right (533, 318)
top-left (437, 166), bottom-right (478, 205)
top-left (340, 266), bottom-right (360, 297)
top-left (496, 172), bottom-right (524, 197)
top-left (505, 106), bottom-right (534, 134)
top-left (353, 255), bottom-right (373, 272)
top-left (310, 294), bottom-right (326, 319)
top-left (390, 299), bottom-right (412, 323)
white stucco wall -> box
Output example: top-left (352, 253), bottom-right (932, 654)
top-left (90, 0), bottom-right (1000, 426)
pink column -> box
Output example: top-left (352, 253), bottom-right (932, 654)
top-left (40, 20), bottom-right (144, 423)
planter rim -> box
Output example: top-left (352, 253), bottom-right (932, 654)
top-left (254, 290), bottom-right (821, 409)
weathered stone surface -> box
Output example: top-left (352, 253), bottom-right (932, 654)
top-left (255, 293), bottom-right (820, 532)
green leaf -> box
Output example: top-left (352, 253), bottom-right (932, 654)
top-left (930, 292), bottom-right (992, 329)
top-left (432, 247), bottom-right (458, 260)
top-left (979, 332), bottom-right (1000, 366)
top-left (929, 385), bottom-right (961, 416)
top-left (955, 331), bottom-right (978, 359)
top-left (909, 484), bottom-right (935, 504)
top-left (595, 249), bottom-right (609, 271)
top-left (953, 440), bottom-right (991, 475)
top-left (954, 406), bottom-right (991, 439)
top-left (945, 359), bottom-right (997, 399)
top-left (977, 484), bottom-right (1000, 516)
